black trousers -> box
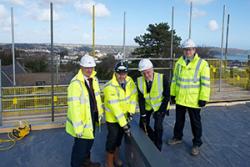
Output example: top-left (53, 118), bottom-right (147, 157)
top-left (173, 104), bottom-right (202, 147)
top-left (71, 138), bottom-right (94, 167)
top-left (139, 110), bottom-right (166, 151)
top-left (105, 122), bottom-right (124, 153)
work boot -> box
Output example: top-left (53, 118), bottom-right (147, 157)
top-left (167, 138), bottom-right (183, 145)
top-left (191, 146), bottom-right (200, 156)
top-left (105, 152), bottom-right (114, 167)
top-left (114, 148), bottom-right (123, 167)
top-left (82, 155), bottom-right (101, 167)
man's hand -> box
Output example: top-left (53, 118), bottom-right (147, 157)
top-left (198, 100), bottom-right (207, 107)
top-left (76, 133), bottom-right (82, 138)
top-left (123, 124), bottom-right (131, 137)
top-left (127, 113), bottom-right (133, 122)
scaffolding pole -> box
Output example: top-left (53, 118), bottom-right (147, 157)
top-left (188, 2), bottom-right (192, 39)
top-left (0, 59), bottom-right (2, 126)
top-left (92, 5), bottom-right (95, 57)
top-left (123, 12), bottom-right (126, 59)
top-left (11, 7), bottom-right (16, 86)
top-left (219, 5), bottom-right (225, 92)
top-left (50, 2), bottom-right (55, 122)
top-left (170, 6), bottom-right (174, 81)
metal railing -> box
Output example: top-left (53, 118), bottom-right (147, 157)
top-left (1, 58), bottom-right (249, 126)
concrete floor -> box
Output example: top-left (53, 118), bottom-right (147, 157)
top-left (1, 102), bottom-right (250, 167)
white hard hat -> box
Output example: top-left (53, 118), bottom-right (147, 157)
top-left (182, 38), bottom-right (196, 48)
top-left (138, 59), bottom-right (153, 72)
top-left (79, 54), bottom-right (96, 67)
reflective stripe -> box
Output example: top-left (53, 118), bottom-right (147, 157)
top-left (67, 117), bottom-right (83, 128)
top-left (151, 102), bottom-right (161, 108)
top-left (131, 87), bottom-right (137, 94)
top-left (157, 73), bottom-right (162, 94)
top-left (177, 77), bottom-right (194, 82)
top-left (104, 106), bottom-right (111, 112)
top-left (84, 123), bottom-right (92, 129)
top-left (80, 96), bottom-right (87, 104)
top-left (201, 76), bottom-right (210, 81)
top-left (108, 99), bottom-right (120, 104)
top-left (68, 97), bottom-right (80, 102)
top-left (95, 92), bottom-right (100, 96)
top-left (70, 79), bottom-right (88, 104)
top-left (146, 94), bottom-right (161, 101)
top-left (116, 113), bottom-right (124, 120)
top-left (176, 83), bottom-right (200, 88)
top-left (108, 87), bottom-right (137, 104)
top-left (138, 77), bottom-right (144, 94)
top-left (194, 59), bottom-right (202, 82)
top-left (129, 101), bottom-right (137, 105)
top-left (201, 83), bottom-right (210, 88)
top-left (177, 64), bottom-right (181, 75)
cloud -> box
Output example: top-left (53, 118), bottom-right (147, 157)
top-left (41, 0), bottom-right (70, 5)
top-left (10, 0), bottom-right (25, 5)
top-left (193, 8), bottom-right (206, 18)
top-left (208, 19), bottom-right (219, 31)
top-left (185, 0), bottom-right (214, 5)
top-left (0, 4), bottom-right (11, 32)
top-left (74, 0), bottom-right (110, 17)
top-left (37, 9), bottom-right (60, 21)
top-left (0, 4), bottom-right (8, 18)
top-left (25, 3), bottom-right (60, 21)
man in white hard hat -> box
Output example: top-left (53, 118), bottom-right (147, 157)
top-left (66, 54), bottom-right (103, 167)
top-left (137, 59), bottom-right (170, 151)
top-left (168, 39), bottom-right (210, 156)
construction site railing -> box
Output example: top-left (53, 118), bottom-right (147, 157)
top-left (0, 58), bottom-right (249, 126)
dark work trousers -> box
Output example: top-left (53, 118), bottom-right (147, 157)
top-left (105, 122), bottom-right (124, 153)
top-left (139, 110), bottom-right (166, 151)
top-left (173, 104), bottom-right (202, 147)
top-left (71, 138), bottom-right (94, 167)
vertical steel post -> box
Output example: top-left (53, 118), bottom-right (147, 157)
top-left (188, 2), bottom-right (192, 39)
top-left (170, 6), bottom-right (174, 81)
top-left (0, 59), bottom-right (2, 126)
top-left (50, 2), bottom-right (55, 122)
top-left (92, 5), bottom-right (95, 57)
top-left (219, 5), bottom-right (225, 92)
top-left (123, 12), bottom-right (126, 60)
top-left (11, 7), bottom-right (16, 86)
top-left (225, 14), bottom-right (230, 71)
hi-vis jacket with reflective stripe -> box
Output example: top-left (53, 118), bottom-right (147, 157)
top-left (66, 69), bottom-right (103, 139)
top-left (137, 72), bottom-right (170, 112)
top-left (171, 54), bottom-right (210, 108)
top-left (103, 74), bottom-right (138, 127)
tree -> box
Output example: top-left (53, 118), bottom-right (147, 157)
top-left (133, 23), bottom-right (182, 58)
top-left (24, 56), bottom-right (48, 72)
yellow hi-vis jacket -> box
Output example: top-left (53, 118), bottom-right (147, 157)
top-left (66, 69), bottom-right (103, 139)
top-left (103, 74), bottom-right (138, 127)
top-left (137, 72), bottom-right (170, 112)
top-left (171, 53), bottom-right (210, 108)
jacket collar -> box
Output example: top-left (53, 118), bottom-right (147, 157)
top-left (76, 69), bottom-right (97, 82)
top-left (111, 73), bottom-right (129, 87)
top-left (180, 53), bottom-right (199, 66)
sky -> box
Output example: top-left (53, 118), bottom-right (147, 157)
top-left (0, 0), bottom-right (250, 50)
